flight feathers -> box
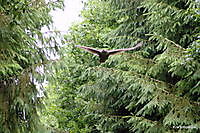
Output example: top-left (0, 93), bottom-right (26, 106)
top-left (76, 42), bottom-right (143, 63)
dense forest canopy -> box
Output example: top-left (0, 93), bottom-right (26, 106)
top-left (0, 0), bottom-right (64, 132)
top-left (1, 0), bottom-right (200, 133)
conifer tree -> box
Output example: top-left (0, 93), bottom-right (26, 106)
top-left (0, 0), bottom-right (64, 132)
top-left (45, 0), bottom-right (200, 132)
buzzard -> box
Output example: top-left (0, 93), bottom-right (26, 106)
top-left (76, 42), bottom-right (143, 63)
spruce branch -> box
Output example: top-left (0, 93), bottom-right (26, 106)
top-left (88, 66), bottom-right (200, 106)
top-left (146, 34), bottom-right (185, 50)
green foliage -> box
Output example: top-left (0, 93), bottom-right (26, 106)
top-left (44, 0), bottom-right (200, 133)
top-left (0, 0), bottom-right (64, 132)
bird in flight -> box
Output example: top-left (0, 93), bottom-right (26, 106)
top-left (76, 42), bottom-right (143, 63)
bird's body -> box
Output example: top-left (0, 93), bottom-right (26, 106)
top-left (76, 42), bottom-right (143, 63)
top-left (99, 50), bottom-right (109, 63)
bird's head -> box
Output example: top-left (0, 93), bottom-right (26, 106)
top-left (101, 50), bottom-right (108, 54)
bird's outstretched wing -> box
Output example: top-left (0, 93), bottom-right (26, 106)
top-left (108, 42), bottom-right (143, 55)
top-left (76, 45), bottom-right (101, 55)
